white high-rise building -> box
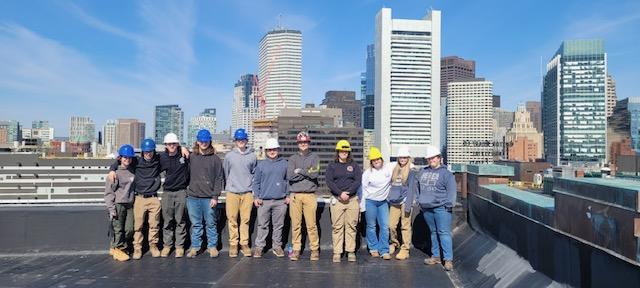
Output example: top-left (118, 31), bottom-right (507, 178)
top-left (375, 8), bottom-right (441, 160)
top-left (446, 79), bottom-right (494, 164)
top-left (70, 116), bottom-right (95, 143)
top-left (232, 74), bottom-right (261, 145)
top-left (103, 120), bottom-right (116, 151)
top-left (258, 29), bottom-right (302, 119)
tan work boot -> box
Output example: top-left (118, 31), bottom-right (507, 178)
top-left (290, 250), bottom-right (300, 261)
top-left (109, 248), bottom-right (115, 256)
top-left (186, 248), bottom-right (198, 258)
top-left (175, 247), bottom-right (184, 258)
top-left (161, 247), bottom-right (171, 258)
top-left (347, 252), bottom-right (357, 262)
top-left (382, 253), bottom-right (391, 260)
top-left (395, 249), bottom-right (410, 260)
top-left (208, 247), bottom-right (219, 258)
top-left (253, 248), bottom-right (263, 258)
top-left (310, 250), bottom-right (320, 261)
top-left (149, 245), bottom-right (161, 258)
top-left (370, 251), bottom-right (380, 258)
top-left (229, 245), bottom-right (238, 258)
top-left (332, 253), bottom-right (341, 263)
top-left (112, 248), bottom-right (130, 261)
top-left (389, 244), bottom-right (396, 255)
top-left (444, 260), bottom-right (454, 271)
top-left (132, 248), bottom-right (142, 260)
top-left (424, 256), bottom-right (442, 265)
top-left (240, 245), bottom-right (252, 257)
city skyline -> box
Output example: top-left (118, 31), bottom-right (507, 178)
top-left (1, 0), bottom-right (639, 137)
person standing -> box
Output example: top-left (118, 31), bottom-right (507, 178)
top-left (186, 129), bottom-right (225, 258)
top-left (287, 131), bottom-right (320, 261)
top-left (387, 145), bottom-right (414, 260)
top-left (407, 145), bottom-right (456, 271)
top-left (252, 138), bottom-right (290, 258)
top-left (104, 144), bottom-right (136, 261)
top-left (223, 128), bottom-right (257, 258)
top-left (326, 140), bottom-right (362, 263)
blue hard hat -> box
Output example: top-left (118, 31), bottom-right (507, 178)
top-left (197, 129), bottom-right (212, 142)
top-left (118, 144), bottom-right (135, 158)
top-left (141, 138), bottom-right (156, 152)
top-left (234, 128), bottom-right (248, 141)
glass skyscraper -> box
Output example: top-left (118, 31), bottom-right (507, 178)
top-left (154, 105), bottom-right (184, 145)
top-left (542, 39), bottom-right (607, 166)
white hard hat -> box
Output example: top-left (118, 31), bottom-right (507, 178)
top-left (163, 133), bottom-right (180, 144)
top-left (264, 138), bottom-right (280, 149)
top-left (425, 145), bottom-right (441, 159)
top-left (397, 145), bottom-right (411, 157)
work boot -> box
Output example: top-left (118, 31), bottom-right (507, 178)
top-left (186, 248), bottom-right (198, 258)
top-left (382, 253), bottom-right (391, 260)
top-left (112, 248), bottom-right (130, 261)
top-left (175, 247), bottom-right (184, 258)
top-left (389, 244), bottom-right (396, 255)
top-left (253, 248), bottom-right (263, 258)
top-left (290, 250), bottom-right (300, 261)
top-left (310, 250), bottom-right (320, 261)
top-left (109, 248), bottom-right (115, 256)
top-left (347, 252), bottom-right (357, 262)
top-left (272, 247), bottom-right (285, 258)
top-left (424, 256), bottom-right (442, 265)
top-left (332, 253), bottom-right (341, 263)
top-left (370, 251), bottom-right (380, 258)
top-left (149, 245), bottom-right (161, 258)
top-left (444, 260), bottom-right (454, 271)
top-left (395, 249), bottom-right (410, 260)
top-left (208, 247), bottom-right (219, 258)
top-left (240, 245), bottom-right (252, 257)
top-left (161, 246), bottom-right (171, 258)
top-left (229, 245), bottom-right (238, 258)
top-left (132, 248), bottom-right (142, 260)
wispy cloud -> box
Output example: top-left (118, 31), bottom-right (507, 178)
top-left (564, 10), bottom-right (640, 38)
top-left (58, 1), bottom-right (140, 42)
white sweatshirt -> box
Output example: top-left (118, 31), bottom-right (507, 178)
top-left (360, 162), bottom-right (396, 212)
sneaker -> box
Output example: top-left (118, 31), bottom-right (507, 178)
top-left (253, 248), bottom-right (263, 258)
top-left (132, 249), bottom-right (142, 260)
top-left (160, 247), bottom-right (171, 258)
top-left (370, 251), bottom-right (380, 258)
top-left (175, 247), bottom-right (184, 258)
top-left (290, 250), bottom-right (300, 261)
top-left (112, 248), bottom-right (130, 261)
top-left (395, 249), bottom-right (410, 260)
top-left (186, 248), bottom-right (198, 258)
top-left (389, 244), bottom-right (396, 255)
top-left (382, 253), bottom-right (391, 260)
top-left (208, 248), bottom-right (219, 258)
top-left (229, 245), bottom-right (238, 258)
top-left (424, 256), bottom-right (442, 265)
top-left (347, 252), bottom-right (357, 262)
top-left (310, 250), bottom-right (320, 261)
top-left (332, 253), bottom-right (341, 263)
top-left (444, 260), bottom-right (454, 271)
top-left (272, 247), bottom-right (285, 258)
top-left (149, 245), bottom-right (161, 258)
top-left (240, 245), bottom-right (252, 257)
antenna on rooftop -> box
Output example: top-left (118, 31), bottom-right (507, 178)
top-left (277, 13), bottom-right (283, 29)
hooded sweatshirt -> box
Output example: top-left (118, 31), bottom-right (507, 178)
top-left (360, 162), bottom-right (396, 211)
top-left (405, 165), bottom-right (456, 213)
top-left (133, 154), bottom-right (161, 195)
top-left (187, 144), bottom-right (224, 198)
top-left (104, 165), bottom-right (136, 215)
top-left (160, 149), bottom-right (190, 192)
top-left (325, 160), bottom-right (362, 197)
top-left (287, 150), bottom-right (320, 193)
top-left (253, 156), bottom-right (288, 200)
top-left (223, 147), bottom-right (257, 193)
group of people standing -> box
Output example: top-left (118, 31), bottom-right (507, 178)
top-left (104, 128), bottom-right (457, 271)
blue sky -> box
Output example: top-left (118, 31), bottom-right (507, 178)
top-left (1, 0), bottom-right (639, 137)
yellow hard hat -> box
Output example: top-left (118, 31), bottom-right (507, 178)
top-left (368, 147), bottom-right (383, 160)
top-left (335, 140), bottom-right (351, 151)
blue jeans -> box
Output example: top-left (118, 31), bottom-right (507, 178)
top-left (187, 197), bottom-right (218, 249)
top-left (365, 199), bottom-right (390, 254)
top-left (423, 205), bottom-right (453, 260)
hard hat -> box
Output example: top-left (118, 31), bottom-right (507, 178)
top-left (141, 139), bottom-right (156, 152)
top-left (234, 128), bottom-right (248, 141)
top-left (264, 138), bottom-right (280, 150)
top-left (425, 145), bottom-right (441, 159)
top-left (335, 140), bottom-right (351, 152)
top-left (197, 129), bottom-right (212, 142)
top-left (296, 131), bottom-right (311, 142)
top-left (397, 145), bottom-right (411, 157)
top-left (118, 144), bottom-right (135, 158)
top-left (368, 147), bottom-right (383, 160)
top-left (163, 133), bottom-right (179, 144)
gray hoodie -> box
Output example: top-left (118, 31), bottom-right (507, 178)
top-left (104, 166), bottom-right (135, 215)
top-left (287, 151), bottom-right (319, 193)
top-left (223, 147), bottom-right (257, 193)
top-left (406, 165), bottom-right (456, 213)
top-left (253, 156), bottom-right (289, 200)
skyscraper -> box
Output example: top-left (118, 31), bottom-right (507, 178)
top-left (375, 8), bottom-right (441, 159)
top-left (441, 56), bottom-right (476, 98)
top-left (506, 104), bottom-right (544, 161)
top-left (542, 39), bottom-right (607, 166)
top-left (0, 120), bottom-right (22, 144)
top-left (69, 117), bottom-right (95, 143)
top-left (32, 120), bottom-right (50, 129)
top-left (188, 109), bottom-right (217, 143)
top-left (154, 105), bottom-right (184, 145)
top-left (258, 29), bottom-right (302, 119)
top-left (103, 120), bottom-right (116, 151)
top-left (232, 74), bottom-right (261, 143)
top-left (606, 74), bottom-right (617, 118)
top-left (116, 119), bottom-right (145, 149)
top-left (525, 101), bottom-right (542, 133)
top-left (321, 91), bottom-right (361, 128)
top-left (362, 44), bottom-right (375, 130)
top-left (446, 79), bottom-right (494, 164)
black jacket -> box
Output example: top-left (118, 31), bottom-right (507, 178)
top-left (187, 145), bottom-right (224, 198)
top-left (112, 154), bottom-right (161, 195)
top-left (160, 150), bottom-right (189, 192)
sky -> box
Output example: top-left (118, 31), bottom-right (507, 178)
top-left (1, 0), bottom-right (639, 137)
